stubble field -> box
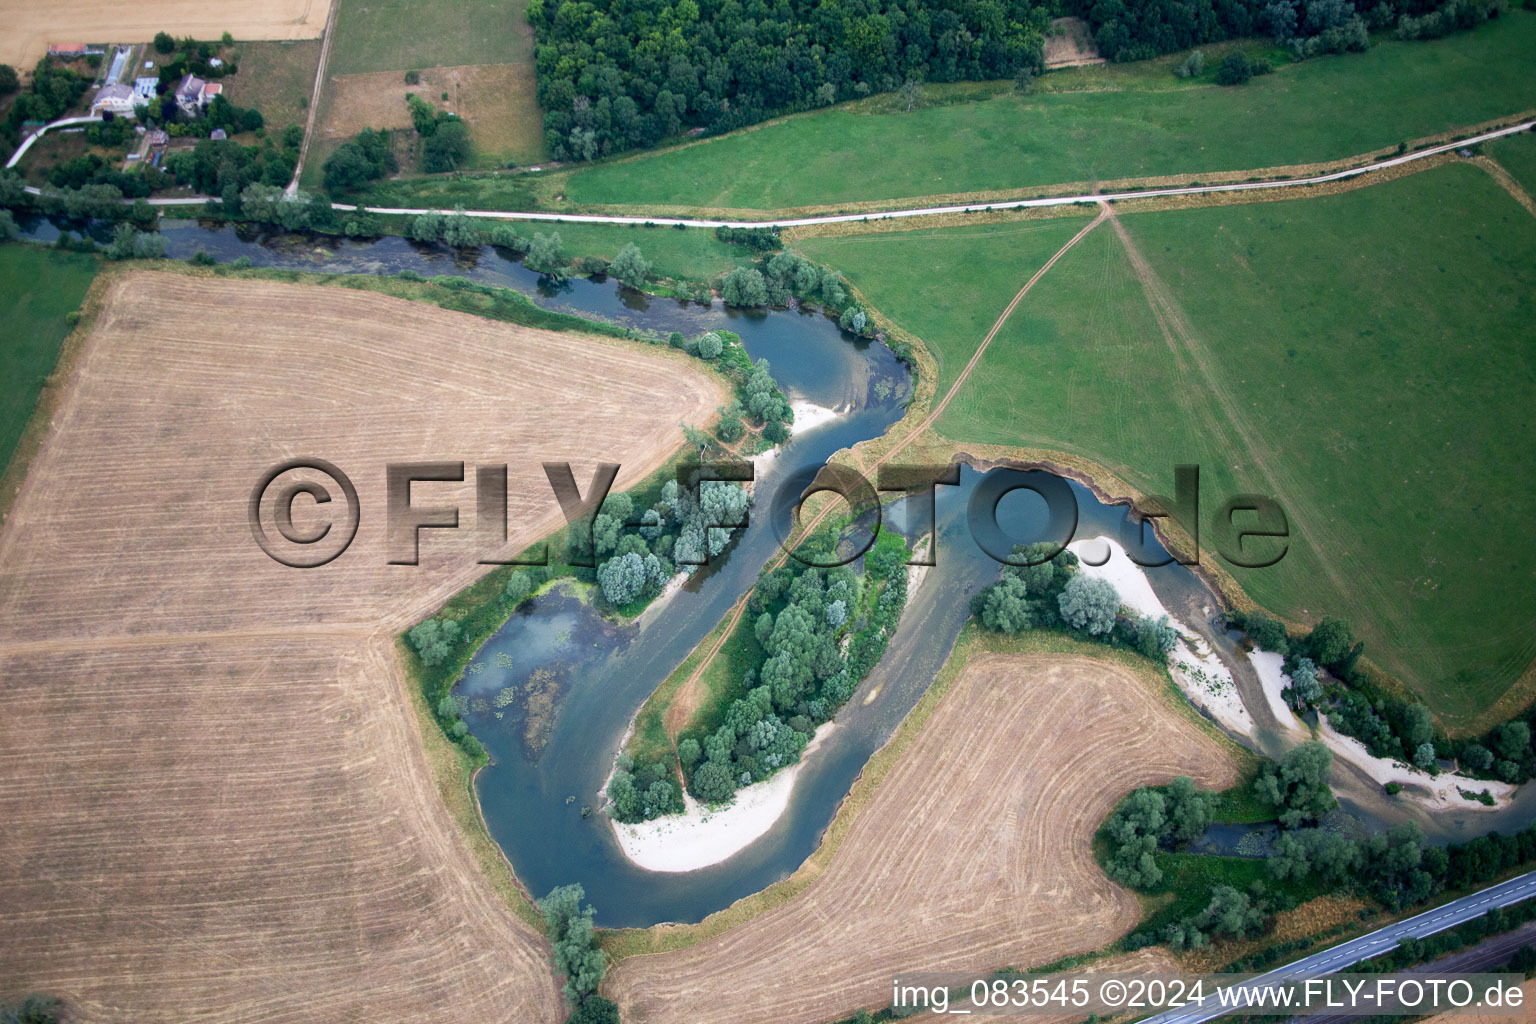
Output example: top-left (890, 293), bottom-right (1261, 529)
top-left (0, 0), bottom-right (329, 68)
top-left (0, 271), bottom-right (723, 1021)
top-left (605, 653), bottom-right (1238, 1024)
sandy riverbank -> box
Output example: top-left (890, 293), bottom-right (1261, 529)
top-left (749, 400), bottom-right (845, 478)
top-left (1068, 537), bottom-right (1255, 737)
top-left (1247, 652), bottom-right (1515, 812)
top-left (610, 723), bottom-right (835, 872)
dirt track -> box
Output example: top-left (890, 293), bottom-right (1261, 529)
top-left (605, 653), bottom-right (1239, 1024)
top-left (0, 0), bottom-right (329, 68)
top-left (0, 272), bottom-right (722, 1022)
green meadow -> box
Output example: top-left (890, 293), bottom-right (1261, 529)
top-left (801, 163), bottom-right (1536, 727)
top-left (562, 14), bottom-right (1536, 212)
top-left (326, 0), bottom-right (534, 75)
top-left (0, 246), bottom-right (97, 478)
top-left (1491, 128), bottom-right (1536, 195)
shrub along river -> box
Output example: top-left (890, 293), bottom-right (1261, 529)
top-left (24, 215), bottom-right (1534, 924)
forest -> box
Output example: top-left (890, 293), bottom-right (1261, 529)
top-left (527, 0), bottom-right (1052, 161)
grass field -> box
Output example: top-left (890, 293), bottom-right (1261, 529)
top-left (317, 64), bottom-right (547, 171)
top-left (1490, 127), bottom-right (1536, 196)
top-left (605, 651), bottom-right (1237, 1024)
top-left (560, 14), bottom-right (1536, 211)
top-left (219, 39), bottom-right (322, 132)
top-left (0, 246), bottom-right (97, 484)
top-left (0, 269), bottom-right (725, 1020)
top-left (327, 0), bottom-right (534, 73)
top-left (802, 163), bottom-right (1536, 727)
top-left (319, 0), bottom-right (546, 172)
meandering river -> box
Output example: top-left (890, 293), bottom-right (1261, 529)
top-left (23, 213), bottom-right (1534, 923)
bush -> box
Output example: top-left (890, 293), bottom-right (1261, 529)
top-left (1216, 51), bottom-right (1254, 85)
top-left (404, 69), bottom-right (420, 84)
top-left (697, 332), bottom-right (723, 359)
top-left (154, 31), bottom-right (176, 54)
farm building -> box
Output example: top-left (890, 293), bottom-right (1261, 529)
top-left (174, 75), bottom-right (223, 116)
top-left (90, 83), bottom-right (138, 117)
top-left (47, 43), bottom-right (89, 57)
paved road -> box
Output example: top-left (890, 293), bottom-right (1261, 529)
top-left (5, 115), bottom-right (102, 169)
top-left (16, 116), bottom-right (1535, 227)
top-left (1296, 919), bottom-right (1536, 1024)
top-left (1141, 870), bottom-right (1536, 1024)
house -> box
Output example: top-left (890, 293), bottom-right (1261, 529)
top-left (90, 83), bottom-right (139, 118)
top-left (174, 74), bottom-right (223, 116)
top-left (146, 129), bottom-right (169, 147)
top-left (134, 77), bottom-right (159, 104)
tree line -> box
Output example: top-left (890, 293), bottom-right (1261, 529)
top-left (1079, 0), bottom-right (1505, 65)
top-left (539, 884), bottom-right (622, 1024)
top-left (527, 0), bottom-right (1052, 161)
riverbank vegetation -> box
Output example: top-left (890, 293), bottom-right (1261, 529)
top-left (801, 160), bottom-right (1536, 730)
top-left (609, 523), bottom-right (910, 822)
top-left (1233, 608), bottom-right (1536, 787)
top-left (1101, 734), bottom-right (1536, 954)
top-left (970, 542), bottom-right (1180, 663)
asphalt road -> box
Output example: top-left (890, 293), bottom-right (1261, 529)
top-left (1295, 919), bottom-right (1536, 1024)
top-left (14, 116), bottom-right (1536, 228)
top-left (1141, 870), bottom-right (1536, 1024)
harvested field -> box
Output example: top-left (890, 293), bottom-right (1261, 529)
top-left (318, 63), bottom-right (545, 167)
top-left (0, 271), bottom-right (723, 1022)
top-left (605, 653), bottom-right (1239, 1024)
top-left (0, 0), bottom-right (329, 69)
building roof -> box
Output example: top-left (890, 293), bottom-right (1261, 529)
top-left (209, 128), bottom-right (227, 140)
top-left (134, 76), bottom-right (159, 96)
top-left (147, 129), bottom-right (169, 145)
top-left (176, 74), bottom-right (207, 100)
top-left (48, 43), bottom-right (87, 54)
top-left (93, 83), bottom-right (136, 104)
top-left (201, 82), bottom-right (223, 99)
